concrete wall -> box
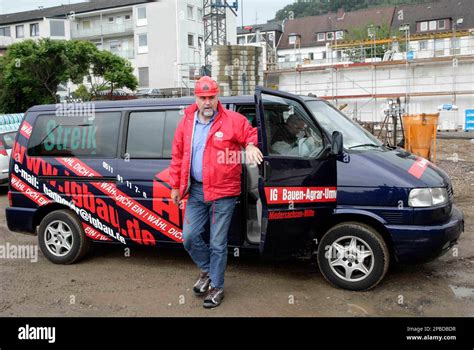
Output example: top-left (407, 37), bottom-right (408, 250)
top-left (270, 58), bottom-right (474, 129)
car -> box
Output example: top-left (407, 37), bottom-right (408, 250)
top-left (5, 87), bottom-right (464, 291)
top-left (0, 130), bottom-right (17, 184)
top-left (135, 88), bottom-right (161, 98)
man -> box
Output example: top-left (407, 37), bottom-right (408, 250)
top-left (271, 115), bottom-right (307, 156)
top-left (169, 76), bottom-right (263, 308)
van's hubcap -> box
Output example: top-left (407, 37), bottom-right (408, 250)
top-left (328, 236), bottom-right (374, 282)
top-left (44, 220), bottom-right (74, 257)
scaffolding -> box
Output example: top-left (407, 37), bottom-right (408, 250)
top-left (203, 0), bottom-right (238, 72)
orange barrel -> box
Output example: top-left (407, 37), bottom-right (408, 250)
top-left (402, 113), bottom-right (439, 162)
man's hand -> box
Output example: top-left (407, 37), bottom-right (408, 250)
top-left (171, 189), bottom-right (182, 206)
top-left (246, 144), bottom-right (263, 165)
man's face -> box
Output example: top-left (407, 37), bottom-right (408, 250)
top-left (286, 119), bottom-right (307, 136)
top-left (196, 95), bottom-right (218, 118)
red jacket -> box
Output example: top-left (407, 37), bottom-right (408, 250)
top-left (169, 101), bottom-right (258, 202)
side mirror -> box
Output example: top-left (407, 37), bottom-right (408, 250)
top-left (331, 131), bottom-right (343, 156)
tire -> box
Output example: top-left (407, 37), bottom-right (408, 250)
top-left (317, 222), bottom-right (390, 291)
top-left (38, 209), bottom-right (91, 264)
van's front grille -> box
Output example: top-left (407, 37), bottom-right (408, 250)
top-left (447, 182), bottom-right (454, 202)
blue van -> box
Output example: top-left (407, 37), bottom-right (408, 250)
top-left (6, 87), bottom-right (464, 291)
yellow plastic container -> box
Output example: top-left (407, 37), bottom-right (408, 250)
top-left (402, 113), bottom-right (439, 162)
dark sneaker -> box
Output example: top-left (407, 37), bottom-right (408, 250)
top-left (203, 287), bottom-right (224, 308)
top-left (193, 271), bottom-right (210, 296)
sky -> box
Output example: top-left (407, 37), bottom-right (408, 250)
top-left (0, 0), bottom-right (295, 25)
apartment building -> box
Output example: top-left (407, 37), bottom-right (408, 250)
top-left (0, 0), bottom-right (236, 91)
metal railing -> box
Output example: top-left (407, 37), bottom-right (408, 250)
top-left (276, 38), bottom-right (474, 70)
top-left (71, 22), bottom-right (134, 39)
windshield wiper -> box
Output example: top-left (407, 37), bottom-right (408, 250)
top-left (348, 143), bottom-right (381, 150)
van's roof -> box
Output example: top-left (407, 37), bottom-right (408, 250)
top-left (27, 95), bottom-right (321, 112)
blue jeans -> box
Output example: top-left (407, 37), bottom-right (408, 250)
top-left (182, 183), bottom-right (237, 289)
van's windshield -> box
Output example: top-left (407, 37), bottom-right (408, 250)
top-left (307, 100), bottom-right (383, 150)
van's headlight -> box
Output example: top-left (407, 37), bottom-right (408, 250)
top-left (408, 188), bottom-right (448, 207)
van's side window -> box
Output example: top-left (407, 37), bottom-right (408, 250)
top-left (162, 110), bottom-right (181, 158)
top-left (28, 112), bottom-right (121, 157)
top-left (262, 94), bottom-right (324, 158)
top-left (125, 110), bottom-right (181, 159)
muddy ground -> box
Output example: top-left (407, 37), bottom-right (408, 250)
top-left (0, 138), bottom-right (473, 317)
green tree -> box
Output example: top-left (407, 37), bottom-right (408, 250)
top-left (275, 0), bottom-right (433, 20)
top-left (0, 39), bottom-right (70, 112)
top-left (0, 39), bottom-right (138, 113)
top-left (88, 50), bottom-right (138, 97)
top-left (342, 23), bottom-right (391, 62)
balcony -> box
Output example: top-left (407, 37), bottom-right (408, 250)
top-left (111, 49), bottom-right (135, 60)
top-left (71, 21), bottom-right (134, 39)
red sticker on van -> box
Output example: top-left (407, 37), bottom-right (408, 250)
top-left (265, 187), bottom-right (337, 204)
top-left (408, 157), bottom-right (429, 179)
top-left (19, 121), bottom-right (33, 139)
top-left (10, 174), bottom-right (50, 206)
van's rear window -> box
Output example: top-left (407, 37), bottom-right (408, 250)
top-left (27, 112), bottom-right (121, 157)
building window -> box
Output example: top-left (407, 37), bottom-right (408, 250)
top-left (429, 20), bottom-right (437, 31)
top-left (237, 36), bottom-right (245, 45)
top-left (108, 16), bottom-right (115, 23)
top-left (308, 52), bottom-right (314, 60)
top-left (438, 19), bottom-right (446, 30)
top-left (288, 35), bottom-right (298, 45)
top-left (137, 7), bottom-right (147, 19)
top-left (452, 38), bottom-right (461, 55)
top-left (435, 38), bottom-right (445, 56)
top-left (197, 8), bottom-right (203, 22)
top-left (326, 32), bottom-right (334, 41)
top-left (83, 20), bottom-right (91, 29)
top-left (420, 40), bottom-right (429, 51)
top-left (30, 23), bottom-right (39, 37)
top-left (322, 51), bottom-right (327, 60)
top-left (125, 14), bottom-right (132, 21)
top-left (187, 5), bottom-right (194, 20)
top-left (188, 33), bottom-right (195, 47)
top-left (317, 33), bottom-right (325, 41)
top-left (137, 7), bottom-right (147, 26)
top-left (15, 25), bottom-right (24, 38)
top-left (138, 33), bottom-right (148, 53)
top-left (50, 20), bottom-right (65, 37)
top-left (420, 22), bottom-right (428, 32)
top-left (336, 31), bottom-right (344, 40)
top-left (198, 36), bottom-right (203, 49)
top-left (0, 26), bottom-right (11, 37)
top-left (138, 67), bottom-right (149, 88)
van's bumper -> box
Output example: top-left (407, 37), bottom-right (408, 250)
top-left (5, 207), bottom-right (37, 234)
top-left (387, 205), bottom-right (464, 264)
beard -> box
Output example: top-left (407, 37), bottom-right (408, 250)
top-left (201, 107), bottom-right (215, 117)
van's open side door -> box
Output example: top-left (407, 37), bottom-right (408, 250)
top-left (255, 87), bottom-right (338, 258)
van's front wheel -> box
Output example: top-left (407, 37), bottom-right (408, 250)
top-left (38, 210), bottom-right (91, 264)
top-left (317, 222), bottom-right (389, 291)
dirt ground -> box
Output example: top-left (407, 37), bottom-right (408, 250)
top-left (0, 138), bottom-right (473, 317)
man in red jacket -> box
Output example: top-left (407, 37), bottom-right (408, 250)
top-left (169, 76), bottom-right (263, 308)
